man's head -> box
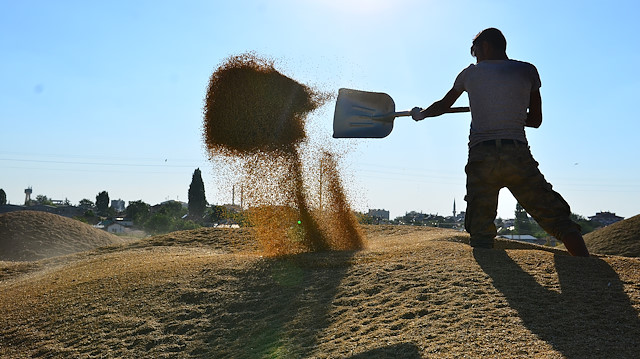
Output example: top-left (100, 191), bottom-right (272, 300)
top-left (471, 28), bottom-right (508, 61)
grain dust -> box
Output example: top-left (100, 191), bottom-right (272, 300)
top-left (203, 53), bottom-right (364, 255)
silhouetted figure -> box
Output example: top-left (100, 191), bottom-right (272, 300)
top-left (411, 28), bottom-right (589, 256)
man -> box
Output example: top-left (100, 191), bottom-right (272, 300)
top-left (411, 28), bottom-right (589, 256)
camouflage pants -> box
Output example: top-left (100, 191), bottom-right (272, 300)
top-left (464, 140), bottom-right (581, 248)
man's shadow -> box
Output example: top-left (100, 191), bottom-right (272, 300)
top-left (188, 250), bottom-right (358, 358)
top-left (474, 249), bottom-right (640, 358)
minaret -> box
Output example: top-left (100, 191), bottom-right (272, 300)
top-left (453, 199), bottom-right (456, 218)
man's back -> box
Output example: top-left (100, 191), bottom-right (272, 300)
top-left (454, 59), bottom-right (541, 147)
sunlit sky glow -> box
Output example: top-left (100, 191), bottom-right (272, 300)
top-left (2, 0), bottom-right (639, 220)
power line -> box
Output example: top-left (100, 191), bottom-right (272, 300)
top-left (0, 158), bottom-right (200, 168)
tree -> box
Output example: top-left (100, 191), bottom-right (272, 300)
top-left (80, 209), bottom-right (100, 225)
top-left (158, 200), bottom-right (187, 219)
top-left (0, 189), bottom-right (6, 205)
top-left (144, 213), bottom-right (172, 234)
top-left (355, 211), bottom-right (375, 224)
top-left (514, 203), bottom-right (534, 234)
top-left (188, 168), bottom-right (207, 219)
top-left (205, 205), bottom-right (227, 223)
top-left (35, 194), bottom-right (53, 205)
top-left (571, 213), bottom-right (598, 234)
top-left (126, 200), bottom-right (150, 224)
top-left (96, 191), bottom-right (110, 216)
top-left (79, 198), bottom-right (94, 209)
top-left (142, 200), bottom-right (199, 234)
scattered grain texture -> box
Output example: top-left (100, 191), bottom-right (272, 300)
top-left (584, 214), bottom-right (640, 257)
top-left (1, 225), bottom-right (639, 358)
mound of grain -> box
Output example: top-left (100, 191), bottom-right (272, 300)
top-left (2, 226), bottom-right (639, 358)
top-left (0, 211), bottom-right (124, 261)
top-left (584, 214), bottom-right (640, 257)
top-left (132, 227), bottom-right (259, 254)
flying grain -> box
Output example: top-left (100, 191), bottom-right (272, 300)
top-left (203, 53), bottom-right (364, 256)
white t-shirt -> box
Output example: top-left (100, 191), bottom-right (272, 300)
top-left (453, 59), bottom-right (541, 147)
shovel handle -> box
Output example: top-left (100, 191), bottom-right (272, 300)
top-left (393, 111), bottom-right (413, 117)
top-left (371, 107), bottom-right (470, 122)
top-left (394, 107), bottom-right (470, 117)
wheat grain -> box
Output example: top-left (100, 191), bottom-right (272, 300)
top-left (203, 53), bottom-right (364, 256)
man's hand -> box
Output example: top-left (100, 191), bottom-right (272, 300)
top-left (411, 107), bottom-right (425, 121)
top-left (412, 87), bottom-right (464, 122)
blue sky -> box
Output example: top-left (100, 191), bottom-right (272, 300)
top-left (1, 0), bottom-right (639, 220)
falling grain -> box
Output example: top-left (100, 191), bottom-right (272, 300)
top-left (203, 53), bottom-right (365, 256)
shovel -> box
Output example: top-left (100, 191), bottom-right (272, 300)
top-left (332, 88), bottom-right (469, 138)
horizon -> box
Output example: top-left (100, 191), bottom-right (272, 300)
top-left (0, 190), bottom-right (626, 222)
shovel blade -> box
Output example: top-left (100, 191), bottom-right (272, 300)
top-left (332, 88), bottom-right (396, 138)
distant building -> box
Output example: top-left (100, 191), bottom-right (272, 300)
top-left (214, 222), bottom-right (240, 229)
top-left (96, 218), bottom-right (134, 233)
top-left (114, 217), bottom-right (134, 227)
top-left (368, 209), bottom-right (390, 221)
top-left (589, 211), bottom-right (624, 227)
top-left (106, 222), bottom-right (127, 234)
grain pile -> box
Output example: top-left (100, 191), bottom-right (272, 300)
top-left (0, 211), bottom-right (124, 261)
top-left (2, 226), bottom-right (639, 358)
top-left (584, 214), bottom-right (640, 257)
top-left (203, 53), bottom-right (364, 255)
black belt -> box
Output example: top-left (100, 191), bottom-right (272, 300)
top-left (478, 139), bottom-right (526, 146)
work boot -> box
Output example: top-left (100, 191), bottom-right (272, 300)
top-left (561, 232), bottom-right (590, 257)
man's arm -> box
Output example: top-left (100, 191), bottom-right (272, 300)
top-left (411, 87), bottom-right (463, 121)
top-left (526, 89), bottom-right (542, 128)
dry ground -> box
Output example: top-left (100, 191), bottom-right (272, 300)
top-left (1, 224), bottom-right (639, 358)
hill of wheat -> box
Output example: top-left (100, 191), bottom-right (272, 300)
top-left (1, 224), bottom-right (639, 358)
top-left (584, 214), bottom-right (640, 257)
top-left (0, 211), bottom-right (125, 261)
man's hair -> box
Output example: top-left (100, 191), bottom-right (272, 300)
top-left (471, 28), bottom-right (507, 56)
